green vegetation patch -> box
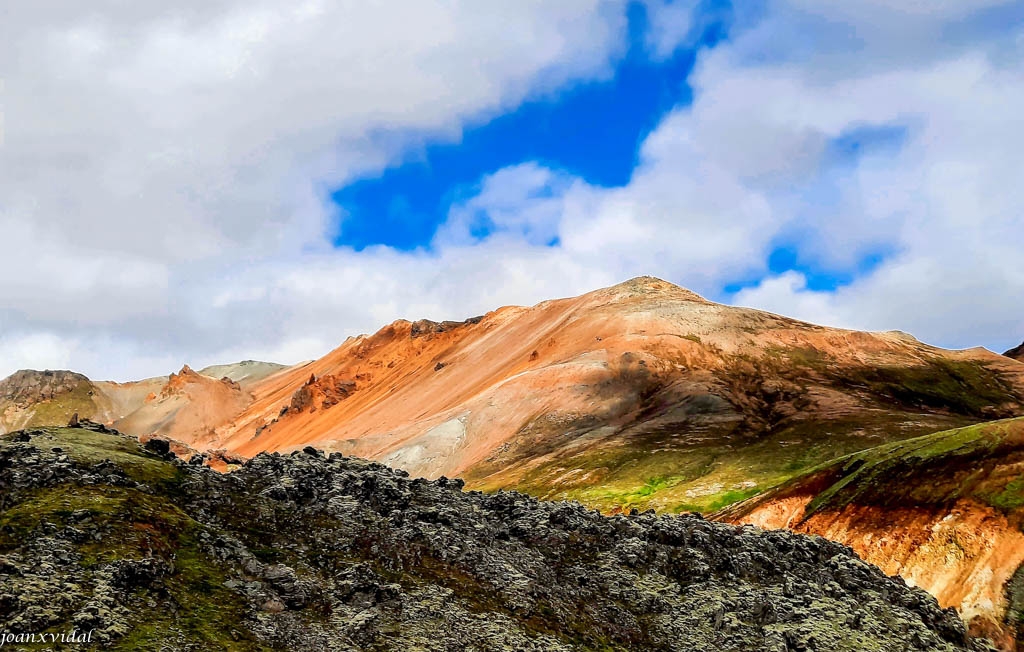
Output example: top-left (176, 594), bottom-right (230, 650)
top-left (470, 411), bottom-right (971, 514)
top-left (21, 382), bottom-right (102, 429)
top-left (2, 427), bottom-right (183, 488)
top-left (798, 417), bottom-right (1024, 517)
top-left (2, 482), bottom-right (264, 650)
top-left (0, 428), bottom-right (266, 650)
top-left (831, 359), bottom-right (1017, 418)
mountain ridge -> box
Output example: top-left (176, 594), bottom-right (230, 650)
top-left (1006, 341), bottom-right (1024, 362)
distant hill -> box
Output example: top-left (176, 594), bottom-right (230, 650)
top-left (0, 370), bottom-right (109, 434)
top-left (197, 360), bottom-right (289, 384)
top-left (112, 365), bottom-right (252, 448)
top-left (0, 359), bottom-right (286, 438)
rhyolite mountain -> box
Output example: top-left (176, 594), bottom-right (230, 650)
top-left (0, 370), bottom-right (108, 434)
top-left (720, 416), bottom-right (1024, 650)
top-left (0, 425), bottom-right (998, 651)
top-left (197, 277), bottom-right (1023, 514)
top-left (0, 361), bottom-right (287, 438)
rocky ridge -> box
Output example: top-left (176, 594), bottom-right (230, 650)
top-left (1005, 342), bottom-right (1024, 362)
top-left (0, 426), bottom-right (996, 651)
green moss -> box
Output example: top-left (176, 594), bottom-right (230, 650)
top-left (985, 477), bottom-right (1024, 511)
top-left (471, 408), bottom-right (973, 515)
top-left (0, 429), bottom-right (267, 650)
top-left (113, 532), bottom-right (268, 652)
top-left (21, 382), bottom-right (102, 428)
top-left (7, 485), bottom-right (263, 650)
top-left (2, 427), bottom-right (183, 488)
top-left (0, 485), bottom-right (128, 550)
top-left (794, 417), bottom-right (1024, 517)
top-left (832, 359), bottom-right (1015, 417)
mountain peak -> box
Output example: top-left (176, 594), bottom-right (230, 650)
top-left (0, 369), bottom-right (91, 397)
top-left (602, 275), bottom-right (709, 303)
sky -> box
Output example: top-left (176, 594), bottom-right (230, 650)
top-left (1, 0), bottom-right (1022, 381)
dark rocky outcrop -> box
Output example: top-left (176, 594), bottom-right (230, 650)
top-left (410, 316), bottom-right (484, 338)
top-left (1005, 341), bottom-right (1024, 362)
top-left (288, 374), bottom-right (356, 413)
top-left (0, 370), bottom-right (91, 405)
top-left (0, 427), bottom-right (996, 651)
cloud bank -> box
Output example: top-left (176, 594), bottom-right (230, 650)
top-left (1, 1), bottom-right (1022, 380)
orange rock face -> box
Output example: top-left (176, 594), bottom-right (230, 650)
top-left (736, 496), bottom-right (1024, 650)
top-left (113, 364), bottom-right (251, 448)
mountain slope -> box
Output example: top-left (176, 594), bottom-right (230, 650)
top-left (0, 360), bottom-right (286, 439)
top-left (206, 276), bottom-right (1024, 514)
top-left (720, 417), bottom-right (1024, 650)
top-left (0, 425), bottom-right (994, 651)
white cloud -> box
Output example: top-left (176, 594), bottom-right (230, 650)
top-left (0, 1), bottom-right (628, 380)
top-left (438, 0), bottom-right (1024, 353)
top-left (643, 0), bottom-right (700, 60)
top-left (2, 0), bottom-right (1023, 382)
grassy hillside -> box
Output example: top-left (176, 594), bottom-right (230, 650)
top-left (720, 417), bottom-right (1024, 650)
top-left (466, 350), bottom-right (1019, 514)
top-left (0, 371), bottom-right (111, 434)
top-left (778, 417), bottom-right (1024, 517)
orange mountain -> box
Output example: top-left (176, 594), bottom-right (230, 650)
top-left (172, 276), bottom-right (1024, 514)
top-left (114, 365), bottom-right (252, 446)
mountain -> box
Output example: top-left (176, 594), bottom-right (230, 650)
top-left (719, 417), bottom-right (1024, 650)
top-left (0, 425), bottom-right (994, 651)
top-left (197, 360), bottom-right (289, 385)
top-left (0, 370), bottom-right (112, 434)
top-left (201, 276), bottom-right (1024, 515)
top-left (113, 365), bottom-right (252, 448)
top-left (1006, 342), bottom-right (1024, 362)
top-left (0, 360), bottom-right (286, 439)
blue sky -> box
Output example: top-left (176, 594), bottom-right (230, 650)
top-left (328, 0), bottom-right (912, 302)
top-left (332, 2), bottom-right (719, 252)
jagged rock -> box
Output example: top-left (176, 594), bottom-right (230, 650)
top-left (142, 437), bottom-right (171, 457)
top-left (288, 374), bottom-right (356, 413)
top-left (0, 426), bottom-right (998, 652)
top-left (409, 316), bottom-right (484, 338)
